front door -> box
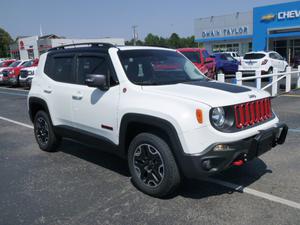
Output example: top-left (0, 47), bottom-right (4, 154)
top-left (71, 53), bottom-right (120, 144)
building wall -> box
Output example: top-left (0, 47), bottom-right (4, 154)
top-left (195, 11), bottom-right (253, 43)
top-left (18, 36), bottom-right (39, 60)
top-left (253, 1), bottom-right (300, 51)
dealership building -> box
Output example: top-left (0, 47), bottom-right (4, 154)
top-left (195, 1), bottom-right (300, 62)
top-left (9, 35), bottom-right (125, 60)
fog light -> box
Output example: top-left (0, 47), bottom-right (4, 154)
top-left (202, 160), bottom-right (212, 171)
top-left (213, 144), bottom-right (235, 151)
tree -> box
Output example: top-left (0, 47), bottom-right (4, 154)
top-left (0, 27), bottom-right (12, 57)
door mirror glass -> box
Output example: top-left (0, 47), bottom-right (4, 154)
top-left (85, 74), bottom-right (109, 91)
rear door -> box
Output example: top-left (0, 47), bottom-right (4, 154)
top-left (71, 53), bottom-right (120, 144)
top-left (42, 53), bottom-right (76, 127)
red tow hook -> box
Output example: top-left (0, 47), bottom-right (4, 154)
top-left (232, 159), bottom-right (244, 166)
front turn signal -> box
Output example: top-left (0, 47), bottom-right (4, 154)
top-left (196, 109), bottom-right (203, 124)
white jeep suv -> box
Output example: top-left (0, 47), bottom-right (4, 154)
top-left (28, 43), bottom-right (288, 197)
top-left (239, 51), bottom-right (288, 75)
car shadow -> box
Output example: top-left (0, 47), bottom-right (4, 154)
top-left (177, 158), bottom-right (271, 199)
top-left (58, 138), bottom-right (271, 200)
top-left (58, 139), bottom-right (130, 177)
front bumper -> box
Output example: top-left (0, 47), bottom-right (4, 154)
top-left (179, 123), bottom-right (288, 179)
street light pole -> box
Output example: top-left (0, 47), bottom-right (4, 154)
top-left (132, 25), bottom-right (138, 46)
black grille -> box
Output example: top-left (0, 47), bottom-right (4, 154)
top-left (20, 70), bottom-right (28, 78)
top-left (2, 71), bottom-right (9, 77)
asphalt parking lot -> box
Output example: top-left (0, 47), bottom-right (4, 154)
top-left (0, 87), bottom-right (300, 225)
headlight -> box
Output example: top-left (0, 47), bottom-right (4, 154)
top-left (9, 71), bottom-right (14, 74)
top-left (211, 107), bottom-right (225, 127)
top-left (27, 71), bottom-right (34, 75)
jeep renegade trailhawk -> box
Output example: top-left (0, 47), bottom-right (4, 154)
top-left (28, 43), bottom-right (288, 197)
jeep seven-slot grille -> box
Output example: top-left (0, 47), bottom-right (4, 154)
top-left (234, 98), bottom-right (272, 129)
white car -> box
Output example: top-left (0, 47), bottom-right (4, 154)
top-left (19, 66), bottom-right (38, 88)
top-left (28, 43), bottom-right (288, 197)
top-left (224, 52), bottom-right (243, 62)
top-left (239, 51), bottom-right (288, 75)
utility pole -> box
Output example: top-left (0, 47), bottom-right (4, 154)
top-left (132, 25), bottom-right (138, 46)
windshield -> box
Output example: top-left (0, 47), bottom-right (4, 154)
top-left (118, 50), bottom-right (207, 85)
top-left (181, 52), bottom-right (200, 63)
top-left (9, 61), bottom-right (21, 68)
top-left (244, 53), bottom-right (266, 60)
top-left (224, 53), bottom-right (236, 61)
top-left (22, 60), bottom-right (34, 67)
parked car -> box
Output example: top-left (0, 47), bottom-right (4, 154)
top-left (0, 59), bottom-right (17, 84)
top-left (292, 55), bottom-right (300, 68)
top-left (178, 48), bottom-right (216, 79)
top-left (2, 60), bottom-right (30, 86)
top-left (223, 52), bottom-right (243, 62)
top-left (28, 43), bottom-right (287, 197)
top-left (239, 51), bottom-right (288, 75)
top-left (213, 53), bottom-right (239, 75)
top-left (19, 59), bottom-right (39, 88)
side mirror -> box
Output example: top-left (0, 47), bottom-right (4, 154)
top-left (85, 74), bottom-right (109, 91)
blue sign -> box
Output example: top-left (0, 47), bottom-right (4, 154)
top-left (253, 1), bottom-right (300, 51)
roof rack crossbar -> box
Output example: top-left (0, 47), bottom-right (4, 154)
top-left (48, 42), bottom-right (115, 52)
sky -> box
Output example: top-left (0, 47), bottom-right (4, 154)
top-left (0, 0), bottom-right (293, 41)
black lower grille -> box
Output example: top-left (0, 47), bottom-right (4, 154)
top-left (20, 70), bottom-right (28, 78)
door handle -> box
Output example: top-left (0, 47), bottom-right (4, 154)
top-left (72, 94), bottom-right (83, 100)
top-left (43, 88), bottom-right (52, 94)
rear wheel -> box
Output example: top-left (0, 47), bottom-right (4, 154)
top-left (34, 111), bottom-right (61, 152)
top-left (128, 133), bottom-right (180, 197)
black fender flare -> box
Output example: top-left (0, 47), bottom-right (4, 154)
top-left (119, 113), bottom-right (188, 173)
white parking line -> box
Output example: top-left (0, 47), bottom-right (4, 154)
top-left (0, 115), bottom-right (300, 210)
top-left (205, 178), bottom-right (300, 210)
top-left (0, 91), bottom-right (28, 97)
top-left (289, 128), bottom-right (300, 133)
top-left (0, 116), bottom-right (33, 129)
top-left (0, 87), bottom-right (29, 92)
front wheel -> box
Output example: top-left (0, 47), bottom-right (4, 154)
top-left (128, 133), bottom-right (181, 197)
top-left (34, 111), bottom-right (61, 152)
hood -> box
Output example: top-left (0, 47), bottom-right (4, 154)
top-left (142, 81), bottom-right (269, 107)
top-left (0, 67), bottom-right (11, 72)
top-left (21, 66), bottom-right (37, 71)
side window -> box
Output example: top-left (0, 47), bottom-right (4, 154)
top-left (269, 53), bottom-right (276, 59)
top-left (275, 53), bottom-right (283, 60)
top-left (44, 54), bottom-right (76, 84)
top-left (53, 56), bottom-right (76, 83)
top-left (77, 55), bottom-right (118, 86)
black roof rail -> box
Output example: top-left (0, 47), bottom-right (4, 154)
top-left (48, 42), bottom-right (115, 52)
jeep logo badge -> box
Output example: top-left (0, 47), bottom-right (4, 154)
top-left (249, 94), bottom-right (256, 99)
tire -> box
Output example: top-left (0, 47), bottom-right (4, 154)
top-left (128, 133), bottom-right (181, 197)
top-left (34, 110), bottom-right (61, 152)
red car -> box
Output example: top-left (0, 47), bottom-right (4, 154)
top-left (0, 59), bottom-right (16, 68)
top-left (3, 59), bottom-right (39, 86)
top-left (0, 59), bottom-right (17, 84)
top-left (177, 48), bottom-right (216, 79)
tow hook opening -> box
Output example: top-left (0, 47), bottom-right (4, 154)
top-left (231, 153), bottom-right (248, 166)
